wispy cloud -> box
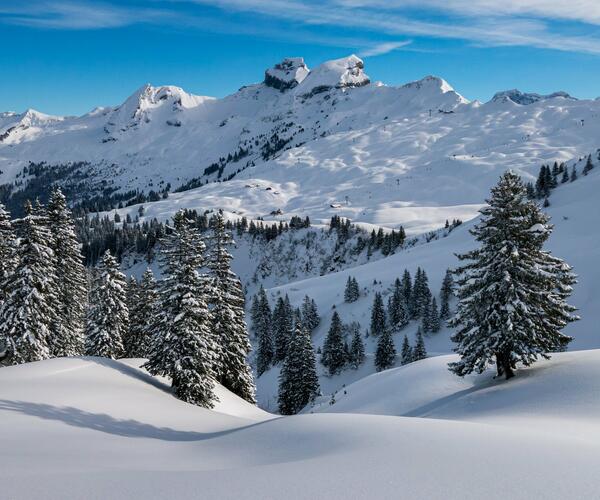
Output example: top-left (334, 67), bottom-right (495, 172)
top-left (359, 41), bottom-right (412, 57)
top-left (3, 0), bottom-right (600, 56)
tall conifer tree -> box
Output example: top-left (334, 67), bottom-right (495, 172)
top-left (449, 171), bottom-right (578, 379)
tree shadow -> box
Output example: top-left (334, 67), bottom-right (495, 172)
top-left (402, 376), bottom-right (500, 418)
top-left (0, 399), bottom-right (270, 441)
top-left (85, 356), bottom-right (172, 395)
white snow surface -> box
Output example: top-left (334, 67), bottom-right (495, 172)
top-left (1, 353), bottom-right (600, 499)
top-left (2, 55), bottom-right (598, 235)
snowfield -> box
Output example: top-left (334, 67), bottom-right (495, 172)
top-left (1, 354), bottom-right (600, 499)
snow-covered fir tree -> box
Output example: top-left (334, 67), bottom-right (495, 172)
top-left (582, 154), bottom-right (594, 176)
top-left (86, 250), bottom-right (128, 359)
top-left (388, 278), bottom-right (409, 331)
top-left (429, 297), bottom-right (441, 333)
top-left (321, 311), bottom-right (346, 375)
top-left (400, 334), bottom-right (413, 365)
top-left (278, 324), bottom-right (320, 415)
top-left (144, 211), bottom-right (218, 407)
top-left (126, 269), bottom-right (158, 358)
top-left (374, 326), bottom-right (396, 371)
top-left (449, 171), bottom-right (578, 379)
top-left (0, 203), bottom-right (17, 306)
top-left (344, 276), bottom-right (360, 303)
top-left (273, 295), bottom-right (294, 363)
top-left (401, 269), bottom-right (412, 308)
top-left (349, 328), bottom-right (365, 369)
top-left (47, 187), bottom-right (87, 357)
top-left (254, 286), bottom-right (274, 376)
top-left (0, 202), bottom-right (57, 365)
top-left (205, 211), bottom-right (255, 403)
top-left (439, 268), bottom-right (454, 320)
top-left (413, 327), bottom-right (427, 361)
top-left (410, 268), bottom-right (432, 319)
top-left (370, 292), bottom-right (387, 336)
top-left (301, 295), bottom-right (320, 333)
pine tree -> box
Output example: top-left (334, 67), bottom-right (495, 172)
top-left (344, 276), bottom-right (359, 303)
top-left (144, 211), bottom-right (218, 407)
top-left (321, 311), bottom-right (346, 375)
top-left (440, 268), bottom-right (454, 320)
top-left (86, 250), bottom-right (128, 359)
top-left (0, 202), bottom-right (57, 365)
top-left (278, 324), bottom-right (320, 415)
top-left (273, 295), bottom-right (294, 363)
top-left (449, 171), bottom-right (578, 380)
top-left (205, 211), bottom-right (255, 403)
top-left (400, 335), bottom-right (413, 365)
top-left (47, 187), bottom-right (87, 357)
top-left (413, 327), bottom-right (427, 361)
top-left (370, 292), bottom-right (387, 336)
top-left (301, 295), bottom-right (320, 332)
top-left (126, 269), bottom-right (158, 358)
top-left (561, 167), bottom-right (569, 184)
top-left (349, 329), bottom-right (365, 369)
top-left (254, 286), bottom-right (274, 376)
top-left (375, 326), bottom-right (396, 371)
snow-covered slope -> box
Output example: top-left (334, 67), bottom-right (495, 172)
top-left (2, 354), bottom-right (600, 499)
top-left (252, 161), bottom-right (600, 408)
top-left (2, 55), bottom-right (599, 234)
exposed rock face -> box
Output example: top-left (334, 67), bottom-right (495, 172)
top-left (492, 89), bottom-right (574, 105)
top-left (264, 58), bottom-right (310, 91)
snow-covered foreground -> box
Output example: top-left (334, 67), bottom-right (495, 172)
top-left (2, 354), bottom-right (600, 499)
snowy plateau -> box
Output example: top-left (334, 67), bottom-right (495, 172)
top-left (2, 54), bottom-right (600, 499)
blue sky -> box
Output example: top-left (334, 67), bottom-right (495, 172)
top-left (2, 0), bottom-right (600, 115)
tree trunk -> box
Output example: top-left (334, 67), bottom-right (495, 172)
top-left (496, 352), bottom-right (515, 380)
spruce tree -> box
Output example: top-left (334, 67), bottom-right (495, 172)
top-left (144, 211), bottom-right (218, 407)
top-left (344, 276), bottom-right (359, 303)
top-left (583, 154), bottom-right (594, 176)
top-left (126, 269), bottom-right (158, 358)
top-left (0, 202), bottom-right (57, 365)
top-left (273, 295), bottom-right (294, 363)
top-left (301, 295), bottom-right (320, 332)
top-left (400, 334), bottom-right (413, 365)
top-left (561, 167), bottom-right (569, 184)
top-left (255, 286), bottom-right (274, 376)
top-left (570, 166), bottom-right (578, 182)
top-left (449, 171), bottom-right (578, 379)
top-left (413, 327), bottom-right (427, 361)
top-left (375, 326), bottom-right (396, 371)
top-left (321, 311), bottom-right (346, 375)
top-left (0, 203), bottom-right (16, 305)
top-left (86, 250), bottom-right (128, 360)
top-left (278, 324), bottom-right (320, 415)
top-left (439, 269), bottom-right (454, 320)
top-left (349, 329), bottom-right (365, 369)
top-left (429, 297), bottom-right (441, 333)
top-left (205, 211), bottom-right (255, 403)
top-left (370, 292), bottom-right (386, 336)
top-left (388, 278), bottom-right (409, 330)
top-left (47, 187), bottom-right (87, 357)
top-left (401, 269), bottom-right (412, 308)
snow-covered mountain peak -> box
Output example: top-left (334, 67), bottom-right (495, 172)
top-left (264, 57), bottom-right (310, 91)
top-left (491, 89), bottom-right (575, 105)
top-left (296, 54), bottom-right (370, 96)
